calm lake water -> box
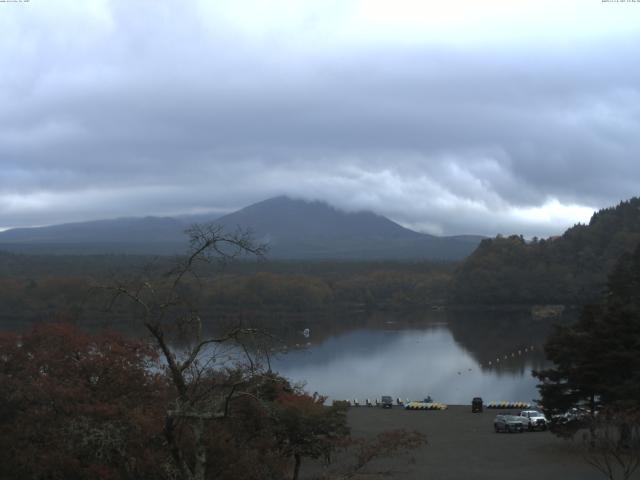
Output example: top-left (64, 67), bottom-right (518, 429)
top-left (271, 309), bottom-right (559, 405)
top-left (1, 304), bottom-right (563, 406)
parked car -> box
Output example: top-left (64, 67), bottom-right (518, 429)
top-left (518, 410), bottom-right (548, 431)
top-left (472, 397), bottom-right (483, 413)
top-left (381, 395), bottom-right (393, 409)
top-left (494, 414), bottom-right (526, 433)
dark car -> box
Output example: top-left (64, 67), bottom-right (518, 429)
top-left (494, 414), bottom-right (526, 433)
top-left (381, 396), bottom-right (393, 409)
top-left (472, 397), bottom-right (483, 413)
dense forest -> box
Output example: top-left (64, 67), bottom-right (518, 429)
top-left (451, 198), bottom-right (640, 305)
top-left (0, 253), bottom-right (454, 330)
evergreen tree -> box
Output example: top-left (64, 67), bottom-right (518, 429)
top-left (534, 244), bottom-right (640, 418)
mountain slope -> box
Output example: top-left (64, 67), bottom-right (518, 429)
top-left (213, 196), bottom-right (480, 260)
top-left (216, 196), bottom-right (422, 240)
top-left (0, 217), bottom-right (193, 254)
top-left (451, 197), bottom-right (640, 305)
top-left (0, 197), bottom-right (482, 259)
top-left (0, 217), bottom-right (187, 243)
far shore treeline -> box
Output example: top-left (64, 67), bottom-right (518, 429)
top-left (0, 256), bottom-right (454, 329)
top-left (1, 197), bottom-right (640, 329)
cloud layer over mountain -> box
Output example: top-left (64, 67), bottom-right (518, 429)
top-left (2, 1), bottom-right (639, 236)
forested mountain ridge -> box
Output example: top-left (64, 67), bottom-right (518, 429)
top-left (451, 197), bottom-right (640, 305)
top-left (0, 196), bottom-right (482, 260)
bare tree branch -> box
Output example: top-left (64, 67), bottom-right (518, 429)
top-left (95, 223), bottom-right (270, 480)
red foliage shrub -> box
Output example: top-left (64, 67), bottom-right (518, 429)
top-left (0, 323), bottom-right (167, 480)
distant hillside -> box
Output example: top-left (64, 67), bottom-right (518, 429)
top-left (451, 197), bottom-right (640, 305)
top-left (0, 217), bottom-right (193, 254)
top-left (0, 196), bottom-right (482, 260)
top-left (213, 196), bottom-right (481, 260)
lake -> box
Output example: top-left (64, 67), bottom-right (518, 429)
top-left (271, 309), bottom-right (560, 405)
top-left (0, 304), bottom-right (562, 406)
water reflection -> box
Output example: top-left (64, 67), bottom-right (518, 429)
top-left (2, 303), bottom-right (569, 405)
top-left (271, 309), bottom-right (567, 405)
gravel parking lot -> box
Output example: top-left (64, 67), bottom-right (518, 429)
top-left (304, 405), bottom-right (637, 480)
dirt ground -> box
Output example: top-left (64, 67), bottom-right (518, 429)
top-left (303, 405), bottom-right (639, 480)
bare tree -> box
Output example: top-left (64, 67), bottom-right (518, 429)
top-left (580, 409), bottom-right (640, 480)
top-left (103, 224), bottom-right (268, 480)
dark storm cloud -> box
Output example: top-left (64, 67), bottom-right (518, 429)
top-left (1, 1), bottom-right (639, 236)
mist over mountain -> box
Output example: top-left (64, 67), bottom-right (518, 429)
top-left (214, 197), bottom-right (482, 260)
top-left (0, 197), bottom-right (482, 260)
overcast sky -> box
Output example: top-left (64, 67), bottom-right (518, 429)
top-left (1, 0), bottom-right (639, 237)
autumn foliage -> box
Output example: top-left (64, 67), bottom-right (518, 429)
top-left (0, 324), bottom-right (348, 480)
top-left (0, 322), bottom-right (424, 480)
top-left (0, 323), bottom-right (167, 480)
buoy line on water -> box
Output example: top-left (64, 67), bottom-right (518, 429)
top-left (480, 344), bottom-right (539, 368)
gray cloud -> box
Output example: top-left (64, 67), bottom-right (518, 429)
top-left (1, 1), bottom-right (640, 236)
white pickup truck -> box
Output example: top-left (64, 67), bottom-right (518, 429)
top-left (518, 410), bottom-right (548, 431)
